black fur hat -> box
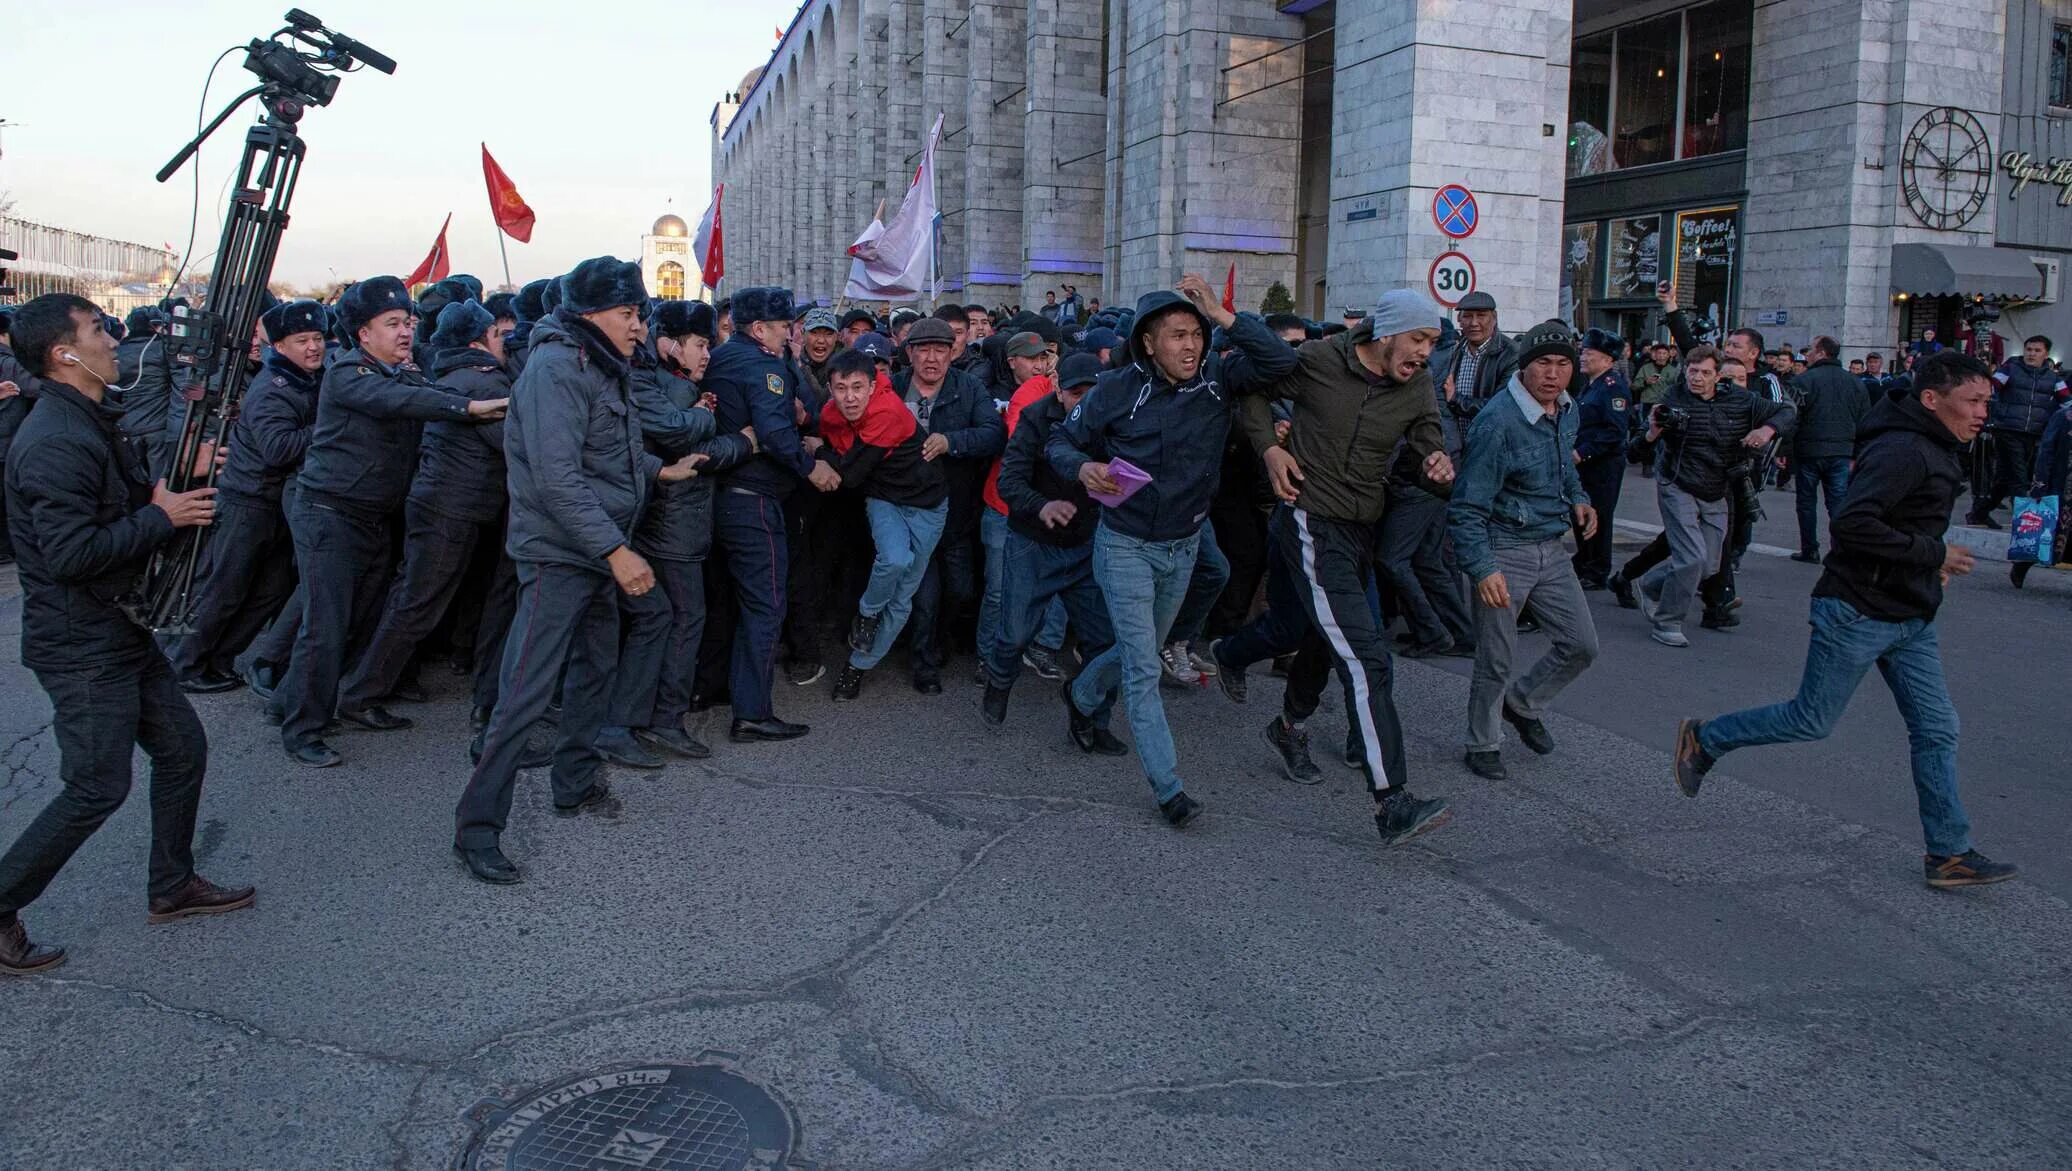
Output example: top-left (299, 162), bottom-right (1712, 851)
top-left (338, 276), bottom-right (413, 339)
top-left (559, 256), bottom-right (647, 316)
top-left (542, 275), bottom-right (564, 314)
top-left (431, 299), bottom-right (496, 351)
top-left (451, 274), bottom-right (485, 302)
top-left (514, 278), bottom-right (552, 323)
top-left (261, 299), bottom-right (327, 343)
top-left (1579, 327), bottom-right (1621, 358)
top-left (649, 300), bottom-right (718, 342)
top-left (124, 306), bottom-right (162, 335)
top-left (484, 291), bottom-right (518, 322)
top-left (729, 286), bottom-right (795, 328)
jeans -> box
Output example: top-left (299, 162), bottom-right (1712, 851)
top-left (1168, 518), bottom-right (1230, 647)
top-left (1071, 523), bottom-right (1199, 801)
top-left (1467, 538), bottom-right (1599, 752)
top-left (983, 532), bottom-right (1115, 717)
top-left (1698, 595), bottom-right (1970, 856)
top-left (907, 522), bottom-right (980, 678)
top-left (1794, 456), bottom-right (1851, 556)
top-left (976, 509), bottom-right (1008, 665)
top-left (1637, 480), bottom-right (1726, 632)
top-left (854, 498), bottom-right (948, 670)
top-left (0, 654), bottom-right (207, 916)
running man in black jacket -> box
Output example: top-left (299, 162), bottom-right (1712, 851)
top-left (1675, 352), bottom-right (2018, 890)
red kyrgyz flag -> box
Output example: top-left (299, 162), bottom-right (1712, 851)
top-left (404, 213), bottom-right (453, 287)
top-left (481, 144), bottom-right (535, 243)
top-left (1222, 261), bottom-right (1237, 313)
top-left (692, 185), bottom-right (724, 288)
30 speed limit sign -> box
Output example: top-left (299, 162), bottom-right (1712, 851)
top-left (1428, 251), bottom-right (1476, 308)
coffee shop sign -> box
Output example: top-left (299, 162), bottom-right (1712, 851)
top-left (2002, 151), bottom-right (2072, 206)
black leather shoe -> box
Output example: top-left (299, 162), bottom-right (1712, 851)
top-left (1159, 791), bottom-right (1203, 827)
top-left (634, 726), bottom-right (712, 760)
top-left (554, 780), bottom-right (620, 817)
top-left (730, 717), bottom-right (810, 743)
top-left (1501, 703), bottom-right (1556, 755)
top-left (595, 728), bottom-right (664, 769)
top-left (470, 704), bottom-right (494, 733)
top-left (387, 680), bottom-right (428, 704)
top-left (453, 844), bottom-right (521, 885)
top-left (688, 692), bottom-right (729, 714)
top-left (1789, 551), bottom-right (1822, 564)
top-left (1463, 749), bottom-right (1508, 780)
top-left (1608, 574), bottom-right (1638, 610)
top-left (981, 681), bottom-right (1011, 727)
top-left (0, 914), bottom-right (66, 976)
top-left (912, 672), bottom-right (943, 696)
top-left (178, 668), bottom-right (242, 695)
top-left (338, 705), bottom-right (413, 732)
top-left (287, 740), bottom-right (343, 768)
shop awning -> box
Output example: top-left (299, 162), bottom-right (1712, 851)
top-left (1890, 242), bottom-right (2043, 298)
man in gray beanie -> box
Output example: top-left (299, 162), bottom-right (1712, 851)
top-left (1211, 287), bottom-right (1456, 846)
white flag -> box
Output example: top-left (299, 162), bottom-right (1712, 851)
top-left (845, 114), bottom-right (942, 302)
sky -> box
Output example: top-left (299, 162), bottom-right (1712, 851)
top-left (2, 2), bottom-right (795, 290)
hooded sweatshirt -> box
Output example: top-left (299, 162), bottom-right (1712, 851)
top-left (1813, 394), bottom-right (1966, 622)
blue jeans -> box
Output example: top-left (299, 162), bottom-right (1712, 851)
top-left (1168, 518), bottom-right (1229, 647)
top-left (984, 532), bottom-right (1115, 719)
top-left (1699, 595), bottom-right (1971, 856)
top-left (1794, 456), bottom-right (1851, 556)
top-left (1071, 523), bottom-right (1200, 802)
top-left (854, 498), bottom-right (947, 670)
top-left (979, 509), bottom-right (1069, 658)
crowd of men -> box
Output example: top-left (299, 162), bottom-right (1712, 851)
top-left (0, 258), bottom-right (2026, 975)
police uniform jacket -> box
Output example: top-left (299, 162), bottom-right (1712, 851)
top-left (411, 346), bottom-right (512, 526)
top-left (217, 351), bottom-right (318, 504)
top-left (629, 345), bottom-right (753, 563)
top-left (705, 331), bottom-right (818, 501)
top-left (298, 348), bottom-right (476, 518)
top-left (3, 381), bottom-right (172, 671)
top-left (503, 313), bottom-right (660, 573)
top-left (1574, 368), bottom-right (1632, 464)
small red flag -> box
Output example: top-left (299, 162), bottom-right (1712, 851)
top-left (404, 213), bottom-right (453, 288)
top-left (1222, 262), bottom-right (1236, 314)
top-left (481, 144), bottom-right (535, 244)
top-left (693, 185), bottom-right (724, 289)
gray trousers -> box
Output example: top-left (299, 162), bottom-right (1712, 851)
top-left (1468, 537), bottom-right (1599, 753)
top-left (1638, 480), bottom-right (1726, 632)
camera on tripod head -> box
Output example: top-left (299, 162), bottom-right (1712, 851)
top-left (239, 9), bottom-right (397, 119)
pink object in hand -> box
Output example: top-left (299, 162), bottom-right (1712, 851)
top-left (1087, 457), bottom-right (1152, 508)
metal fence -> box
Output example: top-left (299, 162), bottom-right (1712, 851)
top-left (1, 215), bottom-right (182, 313)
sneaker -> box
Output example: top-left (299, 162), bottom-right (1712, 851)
top-left (1022, 644), bottom-right (1065, 681)
top-left (1344, 736), bottom-right (1363, 770)
top-left (1262, 718), bottom-right (1323, 785)
top-left (1672, 717), bottom-right (1712, 797)
top-left (981, 681), bottom-right (1011, 727)
top-left (1500, 703), bottom-right (1555, 754)
top-left (1062, 680), bottom-right (1127, 756)
top-left (1608, 574), bottom-right (1638, 610)
top-left (832, 664), bottom-right (866, 702)
top-left (1375, 789), bottom-right (1452, 845)
top-left (1790, 550), bottom-right (1822, 564)
top-left (1924, 851), bottom-right (2019, 889)
top-left (1651, 627), bottom-right (1690, 648)
top-left (1208, 639), bottom-right (1246, 704)
top-left (1159, 790), bottom-right (1203, 827)
top-left (1186, 646), bottom-right (1219, 677)
top-left (848, 611), bottom-right (882, 654)
top-left (1159, 642), bottom-right (1200, 686)
top-left (786, 660), bottom-right (827, 686)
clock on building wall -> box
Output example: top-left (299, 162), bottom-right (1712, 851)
top-left (1899, 106), bottom-right (1992, 231)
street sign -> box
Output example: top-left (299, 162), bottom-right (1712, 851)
top-left (1429, 251), bottom-right (1477, 308)
top-left (1433, 184), bottom-right (1479, 239)
top-left (1755, 309), bottom-right (1789, 326)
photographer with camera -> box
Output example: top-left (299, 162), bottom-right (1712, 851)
top-left (1631, 342), bottom-right (1795, 647)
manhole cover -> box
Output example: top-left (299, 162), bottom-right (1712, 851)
top-left (455, 1060), bottom-right (805, 1171)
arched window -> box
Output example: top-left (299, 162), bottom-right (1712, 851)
top-left (657, 261), bottom-right (686, 301)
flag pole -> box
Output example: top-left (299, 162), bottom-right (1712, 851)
top-left (495, 228), bottom-right (514, 293)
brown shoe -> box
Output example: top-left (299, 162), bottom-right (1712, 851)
top-left (146, 875), bottom-right (257, 925)
top-left (0, 913), bottom-right (67, 975)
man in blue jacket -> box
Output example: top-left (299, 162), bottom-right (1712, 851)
top-left (452, 258), bottom-right (706, 885)
top-left (1047, 274), bottom-right (1297, 826)
top-left (1968, 336), bottom-right (2068, 527)
top-left (702, 287), bottom-right (838, 742)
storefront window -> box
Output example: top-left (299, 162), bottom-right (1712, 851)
top-left (1606, 216), bottom-right (1663, 299)
top-left (1561, 223), bottom-right (1600, 328)
top-left (1613, 15), bottom-right (1680, 169)
top-left (1569, 34), bottom-right (1614, 177)
top-left (2053, 24), bottom-right (2072, 109)
top-left (1683, 0), bottom-right (1750, 157)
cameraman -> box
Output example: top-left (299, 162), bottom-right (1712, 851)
top-left (1633, 344), bottom-right (1795, 647)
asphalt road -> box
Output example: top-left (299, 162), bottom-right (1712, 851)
top-left (0, 474), bottom-right (2066, 1168)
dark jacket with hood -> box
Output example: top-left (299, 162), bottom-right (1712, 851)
top-left (113, 331), bottom-right (174, 445)
top-left (998, 390), bottom-right (1098, 547)
top-left (630, 345), bottom-right (754, 563)
top-left (1814, 394), bottom-right (1966, 622)
top-left (1049, 292), bottom-right (1298, 541)
top-left (411, 346), bottom-right (513, 525)
top-left (504, 312), bottom-right (662, 573)
top-left (891, 363), bottom-right (1005, 541)
top-left (1988, 357), bottom-right (2068, 436)
top-left (298, 349), bottom-right (477, 519)
top-left (217, 351), bottom-right (319, 503)
top-left (1789, 357), bottom-right (1871, 461)
top-left (706, 331), bottom-right (819, 501)
top-left (4, 380), bottom-right (174, 670)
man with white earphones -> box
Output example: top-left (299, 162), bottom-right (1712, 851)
top-left (0, 293), bottom-right (254, 976)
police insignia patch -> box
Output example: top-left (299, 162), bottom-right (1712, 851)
top-left (766, 373), bottom-right (784, 395)
top-left (356, 366), bottom-right (373, 376)
top-left (1612, 398), bottom-right (1627, 411)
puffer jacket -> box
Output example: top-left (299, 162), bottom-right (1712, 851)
top-left (629, 347), bottom-right (753, 563)
top-left (1988, 358), bottom-right (2068, 436)
top-left (411, 347), bottom-right (512, 525)
top-left (1652, 379), bottom-right (1797, 502)
top-left (4, 381), bottom-right (173, 670)
top-left (503, 312), bottom-right (662, 573)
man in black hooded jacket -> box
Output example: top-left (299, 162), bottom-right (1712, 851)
top-left (1676, 352), bottom-right (2018, 890)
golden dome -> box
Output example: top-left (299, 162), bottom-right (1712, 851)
top-left (653, 214), bottom-right (689, 237)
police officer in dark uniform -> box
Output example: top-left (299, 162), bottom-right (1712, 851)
top-left (703, 286), bottom-right (831, 743)
top-left (335, 299), bottom-right (516, 723)
top-left (165, 300), bottom-right (325, 691)
top-left (1572, 327), bottom-right (1632, 589)
top-left (275, 277), bottom-right (508, 768)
